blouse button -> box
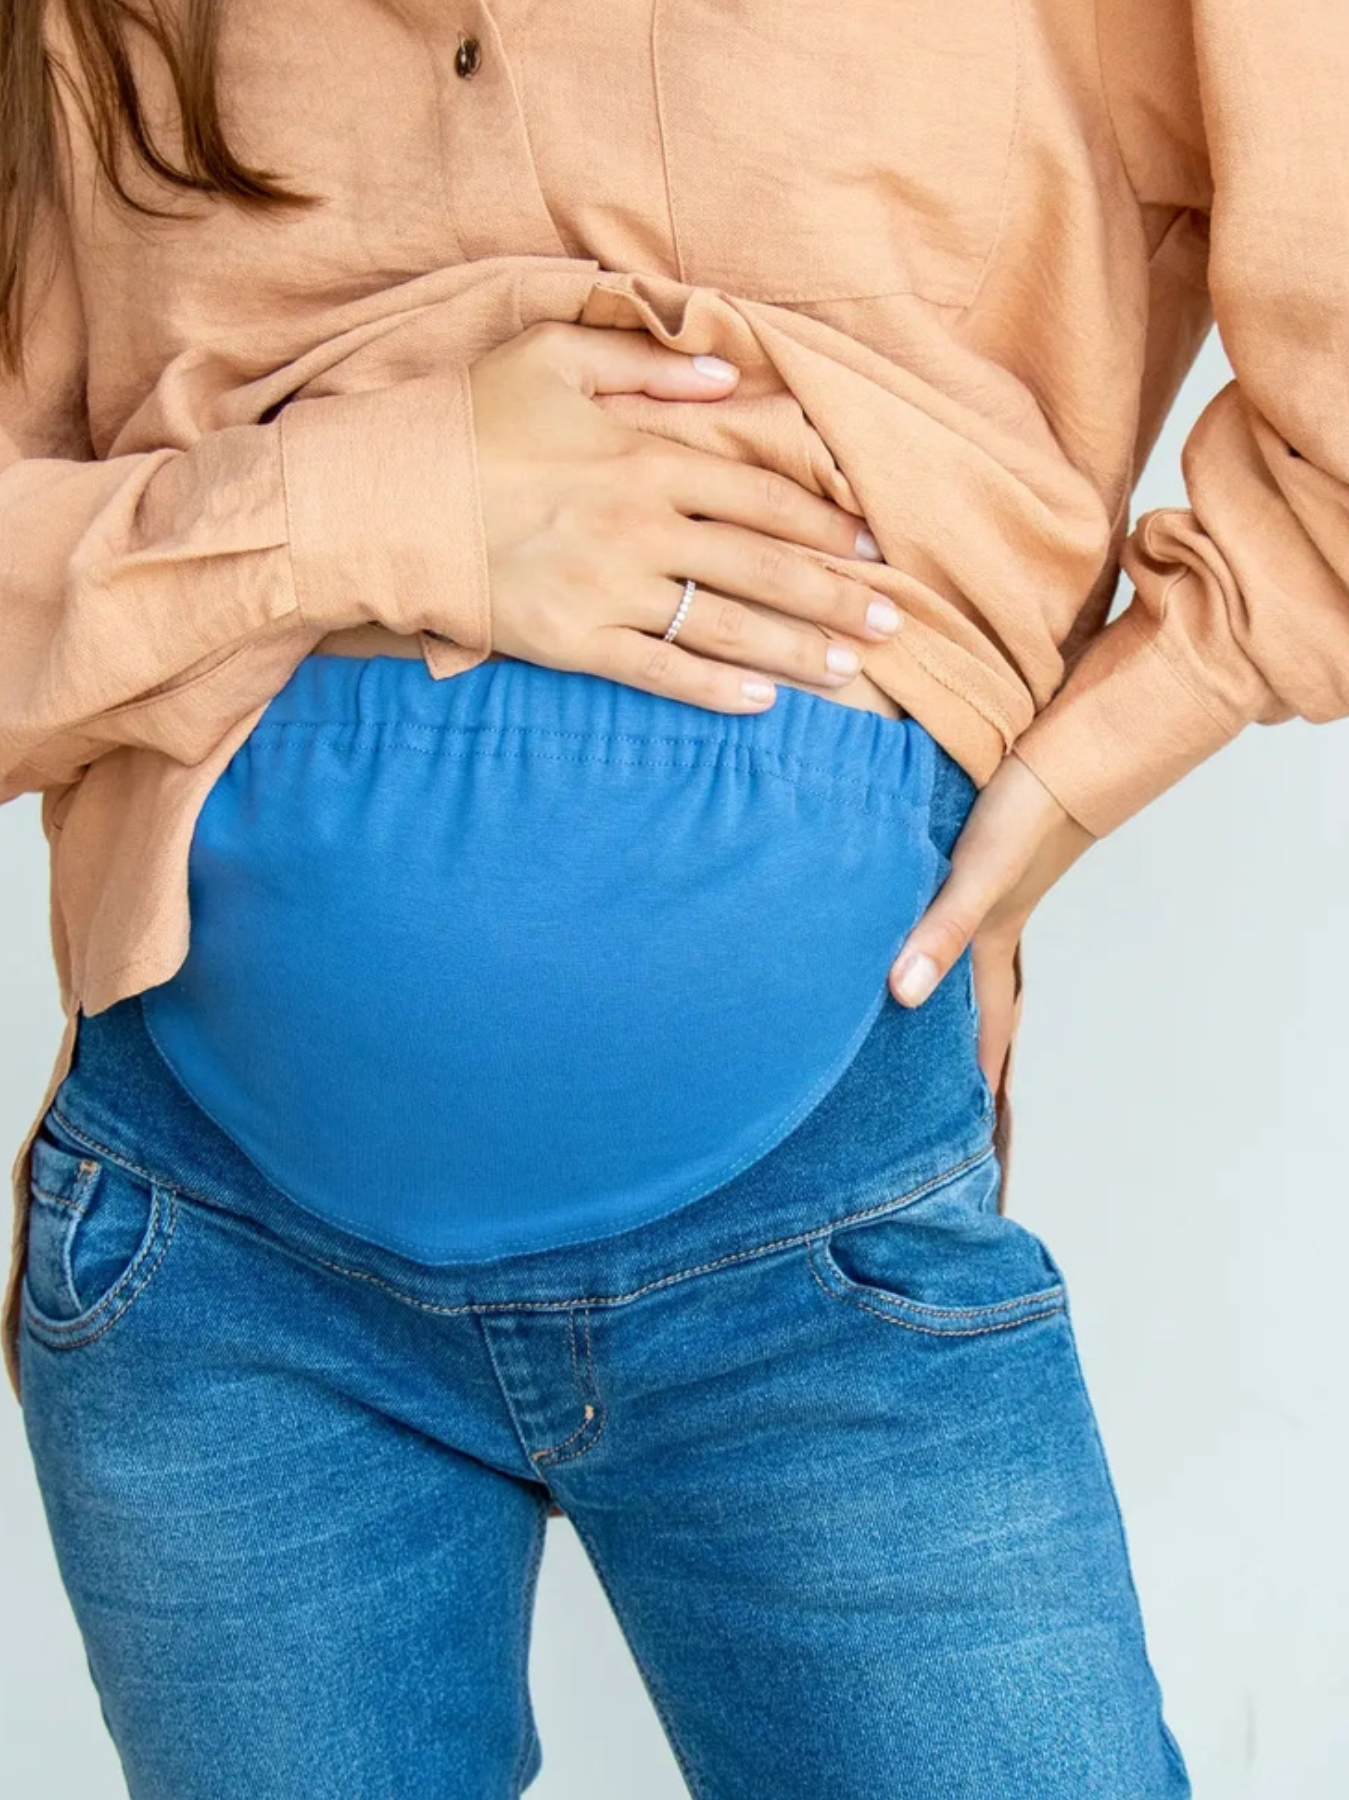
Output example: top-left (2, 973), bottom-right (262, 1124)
top-left (454, 36), bottom-right (482, 78)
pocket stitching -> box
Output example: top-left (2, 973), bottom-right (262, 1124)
top-left (29, 1183), bottom-right (89, 1216)
top-left (806, 1249), bottom-right (1065, 1338)
top-left (650, 0), bottom-right (1022, 310)
top-left (819, 1244), bottom-right (1066, 1319)
top-left (46, 1105), bottom-right (178, 1198)
top-left (810, 1252), bottom-right (1066, 1339)
top-left (807, 1217), bottom-right (1066, 1335)
top-left (22, 1182), bottom-right (178, 1350)
top-left (811, 1234), bottom-right (1065, 1320)
top-left (29, 1145), bottom-right (102, 1216)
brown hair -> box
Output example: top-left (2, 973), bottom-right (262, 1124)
top-left (0, 0), bottom-right (314, 377)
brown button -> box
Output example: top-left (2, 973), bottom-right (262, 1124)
top-left (454, 35), bottom-right (482, 78)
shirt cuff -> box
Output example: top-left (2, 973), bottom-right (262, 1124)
top-left (279, 365), bottom-right (492, 670)
top-left (1009, 604), bottom-right (1244, 838)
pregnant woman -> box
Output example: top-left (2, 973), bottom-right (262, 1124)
top-left (5, 3), bottom-right (1345, 1796)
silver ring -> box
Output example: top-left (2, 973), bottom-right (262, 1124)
top-left (663, 577), bottom-right (698, 643)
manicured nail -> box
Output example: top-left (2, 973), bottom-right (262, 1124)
top-left (692, 354), bottom-right (738, 382)
top-left (866, 600), bottom-right (900, 635)
top-left (894, 952), bottom-right (939, 1006)
top-left (826, 645), bottom-right (861, 676)
top-left (854, 526), bottom-right (883, 561)
top-left (742, 677), bottom-right (776, 704)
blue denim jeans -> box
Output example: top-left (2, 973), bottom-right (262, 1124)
top-left (18, 807), bottom-right (1191, 1799)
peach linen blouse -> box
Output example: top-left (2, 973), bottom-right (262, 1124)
top-left (4, 0), bottom-right (1349, 1395)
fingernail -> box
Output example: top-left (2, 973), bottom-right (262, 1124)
top-left (866, 600), bottom-right (900, 635)
top-left (854, 525), bottom-right (883, 561)
top-left (692, 354), bottom-right (738, 383)
top-left (742, 677), bottom-right (776, 704)
top-left (893, 952), bottom-right (939, 1006)
top-left (826, 645), bottom-right (861, 676)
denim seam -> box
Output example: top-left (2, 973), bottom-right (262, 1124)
top-left (866, 1285), bottom-right (1063, 1319)
top-left (22, 1189), bottom-right (178, 1349)
top-left (471, 1311), bottom-right (562, 1491)
top-left (529, 1316), bottom-right (595, 1462)
top-left (560, 1508), bottom-right (713, 1800)
top-left (567, 1306), bottom-right (582, 1396)
top-left (1056, 1299), bottom-right (1189, 1787)
top-left (806, 1251), bottom-right (1065, 1337)
top-left (583, 1308), bottom-right (598, 1404)
top-left (536, 1406), bottom-right (609, 1470)
top-left (536, 1308), bottom-right (608, 1468)
top-left (529, 1413), bottom-right (593, 1464)
top-left (814, 1244), bottom-right (1065, 1319)
top-left (45, 1102), bottom-right (994, 1317)
top-left (47, 1108), bottom-right (186, 1195)
top-left (29, 1147), bottom-right (102, 1217)
top-left (507, 1500), bottom-right (549, 1800)
top-left (28, 1184), bottom-right (87, 1216)
top-left (279, 1145), bottom-right (996, 1318)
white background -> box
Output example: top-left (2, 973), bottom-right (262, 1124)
top-left (3, 329), bottom-right (1347, 1796)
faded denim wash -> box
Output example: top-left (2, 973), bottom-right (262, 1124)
top-left (18, 747), bottom-right (1190, 1799)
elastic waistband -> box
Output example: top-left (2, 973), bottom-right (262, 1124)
top-left (259, 651), bottom-right (954, 818)
top-left (54, 972), bottom-right (994, 1315)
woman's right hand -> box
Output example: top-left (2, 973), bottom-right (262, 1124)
top-left (468, 321), bottom-right (902, 713)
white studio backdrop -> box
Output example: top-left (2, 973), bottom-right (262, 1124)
top-left (2, 326), bottom-right (1347, 1797)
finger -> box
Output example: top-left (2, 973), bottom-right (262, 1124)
top-left (971, 934), bottom-right (1018, 1094)
top-left (513, 322), bottom-right (888, 563)
top-left (666, 517), bottom-right (902, 646)
top-left (888, 859), bottom-right (995, 1007)
top-left (522, 320), bottom-right (749, 405)
top-left (625, 576), bottom-right (873, 692)
top-left (587, 624), bottom-right (781, 715)
top-left (647, 435), bottom-right (890, 571)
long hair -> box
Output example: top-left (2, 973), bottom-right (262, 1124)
top-left (0, 0), bottom-right (314, 377)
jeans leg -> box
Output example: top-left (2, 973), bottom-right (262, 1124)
top-left (19, 1174), bottom-right (549, 1800)
top-left (549, 1155), bottom-right (1191, 1800)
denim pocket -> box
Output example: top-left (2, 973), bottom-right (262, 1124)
top-left (21, 1113), bottom-right (178, 1349)
top-left (807, 1151), bottom-right (1065, 1337)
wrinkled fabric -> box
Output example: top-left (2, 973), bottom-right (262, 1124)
top-left (8, 0), bottom-right (1349, 1388)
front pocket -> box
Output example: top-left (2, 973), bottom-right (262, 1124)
top-left (808, 1152), bottom-right (1065, 1335)
top-left (22, 1115), bottom-right (178, 1349)
top-left (652, 0), bottom-right (1020, 306)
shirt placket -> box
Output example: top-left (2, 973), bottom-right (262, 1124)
top-left (440, 3), bottom-right (572, 262)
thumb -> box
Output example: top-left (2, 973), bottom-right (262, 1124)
top-left (889, 859), bottom-right (992, 1008)
top-left (532, 320), bottom-right (742, 403)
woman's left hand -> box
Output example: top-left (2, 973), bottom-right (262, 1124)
top-left (887, 755), bottom-right (1095, 1095)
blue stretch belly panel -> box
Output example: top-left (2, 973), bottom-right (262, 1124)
top-left (139, 653), bottom-right (946, 1261)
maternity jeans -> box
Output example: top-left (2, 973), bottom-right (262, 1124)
top-left (17, 659), bottom-right (1192, 1799)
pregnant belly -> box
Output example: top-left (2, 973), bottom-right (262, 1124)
top-left (138, 650), bottom-right (940, 1263)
